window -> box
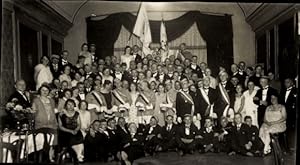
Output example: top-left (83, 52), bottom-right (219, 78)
top-left (256, 33), bottom-right (267, 73)
top-left (19, 23), bottom-right (38, 90)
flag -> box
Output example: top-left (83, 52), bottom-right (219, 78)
top-left (160, 19), bottom-right (167, 46)
top-left (133, 3), bottom-right (152, 56)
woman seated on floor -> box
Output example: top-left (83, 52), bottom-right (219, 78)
top-left (259, 94), bottom-right (287, 155)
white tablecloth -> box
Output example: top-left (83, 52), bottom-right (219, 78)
top-left (1, 132), bottom-right (54, 163)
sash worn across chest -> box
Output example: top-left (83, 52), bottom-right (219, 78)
top-left (139, 92), bottom-right (151, 105)
top-left (179, 90), bottom-right (195, 116)
top-left (112, 90), bottom-right (126, 105)
top-left (91, 91), bottom-right (103, 106)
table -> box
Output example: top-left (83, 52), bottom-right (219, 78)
top-left (1, 131), bottom-right (55, 163)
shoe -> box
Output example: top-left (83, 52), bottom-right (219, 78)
top-left (246, 152), bottom-right (254, 157)
top-left (228, 151), bottom-right (236, 156)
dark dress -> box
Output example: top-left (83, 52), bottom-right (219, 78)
top-left (59, 111), bottom-right (83, 147)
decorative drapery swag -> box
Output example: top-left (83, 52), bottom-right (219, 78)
top-left (86, 11), bottom-right (233, 75)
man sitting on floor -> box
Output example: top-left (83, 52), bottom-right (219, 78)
top-left (198, 117), bottom-right (219, 153)
top-left (144, 116), bottom-right (163, 156)
top-left (158, 115), bottom-right (178, 152)
top-left (244, 116), bottom-right (264, 156)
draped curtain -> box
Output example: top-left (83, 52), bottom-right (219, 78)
top-left (86, 11), bottom-right (233, 75)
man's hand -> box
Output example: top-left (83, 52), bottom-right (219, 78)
top-left (177, 117), bottom-right (182, 123)
top-left (260, 101), bottom-right (267, 106)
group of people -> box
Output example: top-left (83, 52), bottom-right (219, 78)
top-left (4, 42), bottom-right (297, 164)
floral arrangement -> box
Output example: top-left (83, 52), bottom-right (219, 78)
top-left (5, 98), bottom-right (35, 122)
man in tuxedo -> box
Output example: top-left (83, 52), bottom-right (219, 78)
top-left (132, 45), bottom-right (143, 64)
top-left (49, 54), bottom-right (62, 79)
top-left (253, 76), bottom-right (278, 127)
top-left (112, 63), bottom-right (123, 81)
top-left (198, 77), bottom-right (218, 127)
top-left (116, 117), bottom-right (129, 141)
top-left (238, 61), bottom-right (247, 73)
top-left (176, 114), bottom-right (200, 156)
top-left (214, 72), bottom-right (235, 121)
top-left (199, 62), bottom-right (208, 78)
top-left (6, 80), bottom-right (31, 128)
top-left (97, 119), bottom-right (110, 162)
top-left (76, 82), bottom-right (86, 101)
top-left (89, 43), bottom-right (98, 64)
top-left (8, 79), bottom-right (31, 108)
top-left (279, 78), bottom-right (297, 152)
top-left (231, 64), bottom-right (246, 86)
top-left (158, 115), bottom-right (177, 152)
top-left (84, 64), bottom-right (96, 80)
top-left (107, 118), bottom-right (120, 161)
top-left (176, 79), bottom-right (195, 123)
top-left (84, 79), bottom-right (93, 94)
top-left (155, 64), bottom-right (169, 83)
top-left (176, 65), bottom-right (188, 81)
top-left (60, 50), bottom-right (75, 72)
top-left (228, 113), bottom-right (254, 156)
top-left (144, 116), bottom-right (163, 156)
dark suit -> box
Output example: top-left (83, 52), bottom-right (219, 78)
top-left (198, 127), bottom-right (218, 150)
top-left (144, 125), bottom-right (163, 155)
top-left (249, 75), bottom-right (261, 87)
top-left (215, 124), bottom-right (233, 153)
top-left (84, 130), bottom-right (109, 162)
top-left (231, 72), bottom-right (246, 87)
top-left (8, 91), bottom-right (31, 108)
top-left (230, 123), bottom-right (250, 155)
top-left (120, 132), bottom-right (145, 163)
top-left (214, 83), bottom-right (235, 120)
top-left (49, 62), bottom-right (63, 79)
top-left (247, 125), bottom-right (264, 153)
top-left (189, 64), bottom-right (202, 78)
top-left (133, 53), bottom-right (143, 64)
top-left (107, 128), bottom-right (120, 159)
top-left (176, 124), bottom-right (199, 154)
top-left (253, 86), bottom-right (278, 127)
top-left (197, 88), bottom-right (217, 126)
top-left (159, 124), bottom-right (177, 151)
top-left (176, 91), bottom-right (194, 118)
top-left (279, 86), bottom-right (297, 149)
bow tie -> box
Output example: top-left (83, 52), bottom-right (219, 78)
top-left (287, 87), bottom-right (292, 91)
top-left (204, 87), bottom-right (209, 90)
top-left (185, 125), bottom-right (190, 129)
top-left (115, 72), bottom-right (121, 74)
top-left (263, 87), bottom-right (269, 90)
top-left (221, 82), bottom-right (227, 85)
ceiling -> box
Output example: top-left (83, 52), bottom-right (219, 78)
top-left (42, 0), bottom-right (264, 23)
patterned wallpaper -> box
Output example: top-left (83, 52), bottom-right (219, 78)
top-left (0, 8), bottom-right (15, 114)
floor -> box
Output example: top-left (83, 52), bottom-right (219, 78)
top-left (66, 151), bottom-right (296, 165)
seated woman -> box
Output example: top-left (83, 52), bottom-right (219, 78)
top-left (78, 100), bottom-right (91, 138)
top-left (259, 94), bottom-right (287, 155)
top-left (120, 122), bottom-right (145, 165)
top-left (32, 84), bottom-right (58, 162)
top-left (58, 99), bottom-right (84, 163)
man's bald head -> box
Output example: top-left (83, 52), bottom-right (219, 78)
top-left (15, 79), bottom-right (26, 92)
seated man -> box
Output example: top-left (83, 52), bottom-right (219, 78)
top-left (144, 116), bottom-right (163, 156)
top-left (84, 120), bottom-right (101, 162)
top-left (244, 116), bottom-right (264, 156)
top-left (158, 115), bottom-right (178, 152)
top-left (228, 113), bottom-right (254, 157)
top-left (198, 117), bottom-right (219, 153)
top-left (215, 116), bottom-right (233, 153)
top-left (176, 114), bottom-right (199, 156)
top-left (120, 122), bottom-right (145, 165)
top-left (107, 118), bottom-right (120, 161)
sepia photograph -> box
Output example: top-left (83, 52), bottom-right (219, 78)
top-left (0, 0), bottom-right (298, 165)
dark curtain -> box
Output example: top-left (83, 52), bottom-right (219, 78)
top-left (86, 11), bottom-right (233, 75)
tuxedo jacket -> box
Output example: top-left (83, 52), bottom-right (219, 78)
top-left (49, 62), bottom-right (63, 79)
top-left (214, 84), bottom-right (235, 118)
top-left (116, 125), bottom-right (129, 144)
top-left (8, 91), bottom-right (31, 108)
top-left (112, 71), bottom-right (124, 80)
top-left (279, 87), bottom-right (297, 122)
top-left (249, 75), bottom-right (261, 87)
top-left (189, 64), bottom-right (202, 78)
top-left (199, 127), bottom-right (217, 145)
top-left (161, 124), bottom-right (177, 141)
top-left (197, 88), bottom-right (217, 117)
top-left (176, 91), bottom-right (194, 118)
top-left (189, 90), bottom-right (201, 115)
top-left (107, 128), bottom-right (120, 150)
top-left (133, 54), bottom-right (143, 64)
top-left (253, 86), bottom-right (278, 110)
top-left (145, 124), bottom-right (162, 136)
top-left (76, 92), bottom-right (86, 102)
top-left (247, 125), bottom-right (260, 143)
top-left (231, 72), bottom-right (246, 86)
top-left (121, 71), bottom-right (132, 82)
top-left (176, 124), bottom-right (198, 140)
top-left (230, 123), bottom-right (250, 147)
top-left (120, 132), bottom-right (145, 149)
top-left (279, 87), bottom-right (297, 111)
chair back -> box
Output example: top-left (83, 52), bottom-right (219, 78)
top-left (0, 138), bottom-right (24, 163)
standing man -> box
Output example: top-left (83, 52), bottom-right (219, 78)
top-left (176, 79), bottom-right (195, 124)
top-left (49, 54), bottom-right (63, 79)
top-left (132, 45), bottom-right (143, 64)
top-left (279, 78), bottom-right (297, 152)
top-left (89, 43), bottom-right (98, 64)
top-left (253, 76), bottom-right (278, 127)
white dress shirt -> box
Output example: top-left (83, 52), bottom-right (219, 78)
top-left (262, 85), bottom-right (269, 101)
top-left (285, 87), bottom-right (293, 103)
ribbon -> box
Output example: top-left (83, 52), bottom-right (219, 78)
top-left (179, 90), bottom-right (195, 116)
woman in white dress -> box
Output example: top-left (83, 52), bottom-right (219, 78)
top-left (59, 65), bottom-right (72, 88)
top-left (79, 43), bottom-right (92, 65)
top-left (128, 83), bottom-right (139, 125)
top-left (120, 46), bottom-right (134, 71)
top-left (34, 55), bottom-right (53, 90)
top-left (234, 84), bottom-right (245, 114)
top-left (78, 100), bottom-right (91, 138)
top-left (240, 81), bottom-right (259, 127)
top-left (153, 83), bottom-right (167, 126)
top-left (259, 94), bottom-right (287, 155)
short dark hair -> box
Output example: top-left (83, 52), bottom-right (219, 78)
top-left (64, 99), bottom-right (76, 109)
top-left (244, 116), bottom-right (252, 121)
top-left (38, 84), bottom-right (51, 94)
